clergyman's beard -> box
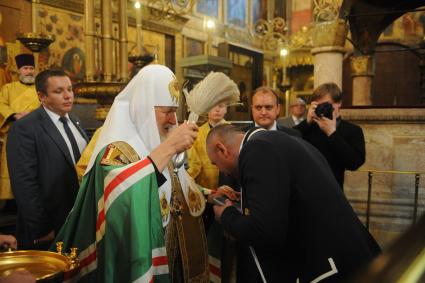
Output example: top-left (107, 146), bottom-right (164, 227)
top-left (19, 74), bottom-right (35, 85)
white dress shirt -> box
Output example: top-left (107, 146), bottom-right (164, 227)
top-left (255, 121), bottom-right (277, 131)
top-left (292, 116), bottom-right (305, 126)
top-left (44, 107), bottom-right (87, 164)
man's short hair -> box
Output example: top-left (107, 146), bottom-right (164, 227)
top-left (206, 124), bottom-right (243, 147)
top-left (290, 97), bottom-right (306, 106)
top-left (35, 69), bottom-right (68, 95)
top-left (312, 82), bottom-right (342, 103)
top-left (253, 86), bottom-right (279, 105)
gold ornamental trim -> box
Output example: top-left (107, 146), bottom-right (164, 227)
top-left (168, 77), bottom-right (181, 103)
top-left (287, 48), bottom-right (314, 67)
top-left (95, 106), bottom-right (111, 121)
top-left (350, 55), bottom-right (375, 77)
top-left (312, 19), bottom-right (348, 48)
top-left (73, 82), bottom-right (126, 98)
top-left (340, 108), bottom-right (425, 122)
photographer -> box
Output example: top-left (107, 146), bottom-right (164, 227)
top-left (295, 82), bottom-right (365, 188)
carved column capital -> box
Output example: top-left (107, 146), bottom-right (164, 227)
top-left (350, 55), bottom-right (375, 77)
top-left (312, 19), bottom-right (348, 49)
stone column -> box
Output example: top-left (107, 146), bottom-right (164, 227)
top-left (101, 0), bottom-right (113, 82)
top-left (350, 54), bottom-right (374, 105)
top-left (118, 0), bottom-right (128, 81)
top-left (32, 0), bottom-right (39, 33)
top-left (135, 3), bottom-right (143, 55)
top-left (84, 0), bottom-right (95, 82)
top-left (311, 19), bottom-right (347, 89)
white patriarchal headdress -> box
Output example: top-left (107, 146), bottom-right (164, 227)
top-left (86, 64), bottom-right (180, 226)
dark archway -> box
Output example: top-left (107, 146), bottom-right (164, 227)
top-left (340, 0), bottom-right (425, 106)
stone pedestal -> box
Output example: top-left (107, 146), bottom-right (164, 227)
top-left (351, 55), bottom-right (375, 105)
top-left (311, 19), bottom-right (347, 89)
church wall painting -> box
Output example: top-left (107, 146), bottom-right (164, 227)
top-left (252, 0), bottom-right (267, 25)
top-left (36, 4), bottom-right (168, 81)
top-left (226, 0), bottom-right (247, 28)
top-left (379, 11), bottom-right (425, 44)
top-left (196, 0), bottom-right (219, 18)
top-left (61, 47), bottom-right (85, 81)
top-left (185, 37), bottom-right (204, 57)
top-left (36, 4), bottom-right (87, 81)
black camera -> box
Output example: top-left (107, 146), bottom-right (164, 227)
top-left (315, 102), bottom-right (334, 119)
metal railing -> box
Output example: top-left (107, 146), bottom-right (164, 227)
top-left (356, 169), bottom-right (425, 230)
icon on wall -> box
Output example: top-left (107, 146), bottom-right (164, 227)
top-left (62, 47), bottom-right (85, 82)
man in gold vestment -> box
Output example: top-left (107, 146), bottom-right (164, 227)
top-left (187, 102), bottom-right (227, 190)
top-left (0, 54), bottom-right (40, 199)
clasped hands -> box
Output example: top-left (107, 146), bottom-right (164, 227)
top-left (208, 186), bottom-right (241, 223)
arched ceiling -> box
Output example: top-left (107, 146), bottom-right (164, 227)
top-left (341, 0), bottom-right (425, 54)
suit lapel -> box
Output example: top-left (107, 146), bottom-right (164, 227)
top-left (69, 116), bottom-right (89, 142)
top-left (39, 107), bottom-right (75, 167)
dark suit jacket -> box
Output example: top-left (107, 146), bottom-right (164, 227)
top-left (243, 122), bottom-right (302, 137)
top-left (294, 118), bottom-right (365, 188)
top-left (7, 107), bottom-right (88, 249)
top-left (219, 124), bottom-right (301, 192)
top-left (221, 130), bottom-right (380, 283)
top-left (278, 116), bottom-right (296, 128)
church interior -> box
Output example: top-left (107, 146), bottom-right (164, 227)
top-left (1, 0), bottom-right (425, 281)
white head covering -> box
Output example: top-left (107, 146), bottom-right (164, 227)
top-left (86, 64), bottom-right (180, 226)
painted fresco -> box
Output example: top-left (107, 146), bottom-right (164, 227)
top-left (380, 11), bottom-right (425, 44)
top-left (252, 0), bottom-right (268, 25)
top-left (291, 0), bottom-right (312, 33)
top-left (227, 0), bottom-right (246, 28)
top-left (36, 5), bottom-right (86, 82)
top-left (185, 38), bottom-right (204, 57)
top-left (196, 0), bottom-right (219, 18)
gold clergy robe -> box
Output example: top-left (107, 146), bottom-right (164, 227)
top-left (0, 81), bottom-right (39, 199)
top-left (75, 127), bottom-right (102, 182)
top-left (187, 122), bottom-right (223, 190)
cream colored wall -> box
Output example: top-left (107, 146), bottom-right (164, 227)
top-left (342, 108), bottom-right (425, 248)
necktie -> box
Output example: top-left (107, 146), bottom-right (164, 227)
top-left (59, 117), bottom-right (81, 163)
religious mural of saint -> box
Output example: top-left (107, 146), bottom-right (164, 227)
top-left (196, 0), bottom-right (218, 18)
top-left (227, 0), bottom-right (246, 28)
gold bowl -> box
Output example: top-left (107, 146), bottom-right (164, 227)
top-left (0, 249), bottom-right (78, 282)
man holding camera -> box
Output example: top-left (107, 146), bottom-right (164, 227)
top-left (295, 82), bottom-right (365, 188)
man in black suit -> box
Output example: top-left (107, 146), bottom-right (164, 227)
top-left (294, 82), bottom-right (365, 188)
top-left (7, 69), bottom-right (88, 249)
top-left (207, 124), bottom-right (380, 283)
top-left (246, 86), bottom-right (301, 137)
